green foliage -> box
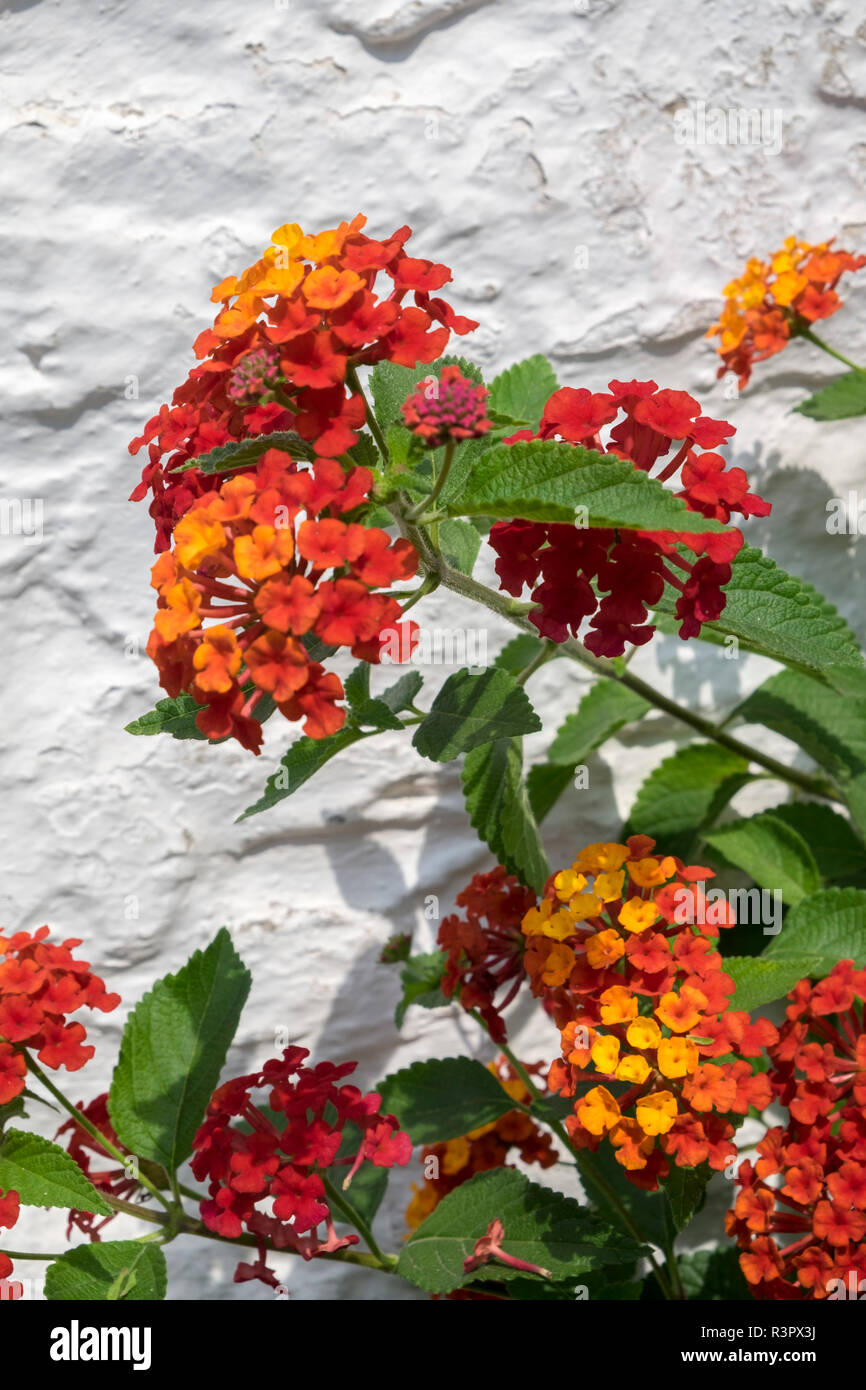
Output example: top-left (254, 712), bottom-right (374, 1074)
top-left (703, 812), bottom-right (822, 907)
top-left (379, 1057), bottom-right (518, 1143)
top-left (394, 950), bottom-right (449, 1028)
top-left (171, 430), bottom-right (315, 475)
top-left (45, 1242), bottom-right (167, 1301)
top-left (109, 929), bottom-right (250, 1172)
top-left (795, 371), bottom-right (866, 420)
top-left (0, 1130), bottom-right (111, 1214)
top-left (463, 737), bottom-right (550, 891)
top-left (625, 744), bottom-right (753, 859)
top-left (763, 887), bottom-right (866, 972)
top-left (487, 354), bottom-right (559, 430)
top-left (457, 439), bottom-right (728, 531)
top-left (413, 667), bottom-right (541, 762)
top-left (397, 1168), bottom-right (646, 1294)
top-left (724, 953), bottom-right (823, 1012)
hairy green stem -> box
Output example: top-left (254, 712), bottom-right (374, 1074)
top-left (799, 327), bottom-right (866, 375)
top-left (346, 363), bottom-right (391, 463)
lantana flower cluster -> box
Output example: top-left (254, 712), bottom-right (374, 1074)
top-left (490, 380), bottom-right (770, 657)
top-left (406, 1057), bottom-right (557, 1231)
top-left (708, 236), bottom-right (866, 387)
top-left (191, 1045), bottom-right (411, 1289)
top-left (524, 837), bottom-right (776, 1188)
top-left (57, 1094), bottom-right (142, 1242)
top-left (728, 961), bottom-right (866, 1300)
top-left (0, 926), bottom-right (120, 1105)
top-left (148, 447), bottom-right (418, 751)
top-left (401, 364), bottom-right (493, 449)
top-left (129, 216), bottom-right (477, 550)
top-left (438, 866), bottom-right (538, 1043)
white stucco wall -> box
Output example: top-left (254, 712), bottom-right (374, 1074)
top-left (3, 0), bottom-right (865, 1298)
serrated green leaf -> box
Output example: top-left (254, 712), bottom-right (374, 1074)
top-left (238, 727), bottom-right (366, 820)
top-left (462, 738), bottom-right (550, 891)
top-left (575, 1142), bottom-right (671, 1249)
top-left (488, 354), bottom-right (559, 430)
top-left (704, 812), bottom-right (822, 907)
top-left (548, 681), bottom-right (650, 766)
top-left (0, 1131), bottom-right (111, 1214)
top-left (795, 371), bottom-right (866, 421)
top-left (125, 693), bottom-right (211, 741)
top-left (724, 953), bottom-right (823, 1012)
top-left (764, 887), bottom-right (866, 971)
top-left (456, 440), bottom-right (727, 531)
top-left (394, 951), bottom-right (448, 1029)
top-left (45, 1241), bottom-right (167, 1301)
top-left (771, 803), bottom-right (866, 883)
top-left (662, 1164), bottom-right (710, 1233)
top-left (438, 518), bottom-right (481, 575)
top-left (625, 744), bottom-right (753, 860)
top-left (412, 667), bottom-right (541, 762)
top-left (379, 1057), bottom-right (516, 1143)
top-left (398, 1168), bottom-right (645, 1294)
top-left (734, 669), bottom-right (866, 836)
top-left (677, 1245), bottom-right (751, 1301)
top-left (108, 929), bottom-right (250, 1172)
top-left (171, 430), bottom-right (315, 475)
top-left (494, 634), bottom-right (547, 677)
top-left (378, 669), bottom-right (424, 713)
top-left (655, 545), bottom-right (863, 677)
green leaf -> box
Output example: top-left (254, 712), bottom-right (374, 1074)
top-left (125, 693), bottom-right (211, 742)
top-left (238, 727), bottom-right (366, 820)
top-left (795, 371), bottom-right (866, 421)
top-left (662, 1164), bottom-right (710, 1233)
top-left (378, 669), bottom-right (424, 713)
top-left (379, 1057), bottom-right (516, 1144)
top-left (574, 1142), bottom-right (671, 1249)
top-left (763, 887), bottom-right (866, 972)
top-left (394, 951), bottom-right (448, 1028)
top-left (462, 738), bottom-right (550, 892)
top-left (171, 430), bottom-right (315, 475)
top-left (677, 1245), bottom-right (751, 1301)
top-left (724, 953), bottom-right (823, 1012)
top-left (703, 812), bottom-right (822, 907)
top-left (655, 545), bottom-right (864, 678)
top-left (412, 667), bottom-right (542, 762)
top-left (456, 439), bottom-right (727, 532)
top-left (494, 634), bottom-right (547, 677)
top-left (488, 354), bottom-right (559, 430)
top-left (0, 1131), bottom-right (112, 1214)
top-left (548, 681), bottom-right (650, 765)
top-left (45, 1242), bottom-right (167, 1301)
top-left (527, 763), bottom-right (577, 823)
top-left (625, 744), bottom-right (753, 860)
top-left (398, 1168), bottom-right (646, 1294)
top-left (437, 518), bottom-right (481, 575)
top-left (771, 803), bottom-right (866, 883)
top-left (734, 669), bottom-right (866, 836)
top-left (108, 928), bottom-right (251, 1172)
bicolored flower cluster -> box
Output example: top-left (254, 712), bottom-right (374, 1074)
top-left (437, 867), bottom-right (537, 1043)
top-left (401, 365), bottom-right (492, 449)
top-left (191, 1045), bottom-right (411, 1289)
top-left (130, 215), bottom-right (477, 550)
top-left (522, 838), bottom-right (775, 1189)
top-left (708, 237), bottom-right (866, 387)
top-left (57, 1094), bottom-right (142, 1242)
top-left (728, 961), bottom-right (866, 1299)
top-left (406, 1057), bottom-right (557, 1231)
top-left (489, 380), bottom-right (770, 656)
top-left (0, 1187), bottom-right (21, 1296)
top-left (147, 447), bottom-right (419, 752)
top-left (0, 927), bottom-right (120, 1106)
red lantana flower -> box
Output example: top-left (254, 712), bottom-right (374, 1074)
top-left (0, 927), bottom-right (119, 1105)
top-left (728, 960), bottom-right (866, 1299)
top-left (191, 1046), bottom-right (411, 1289)
top-left (129, 216), bottom-right (477, 551)
top-left (147, 447), bottom-right (419, 751)
top-left (401, 365), bottom-right (492, 448)
top-left (488, 380), bottom-right (770, 657)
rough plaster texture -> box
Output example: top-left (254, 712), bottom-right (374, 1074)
top-left (2, 0), bottom-right (865, 1299)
